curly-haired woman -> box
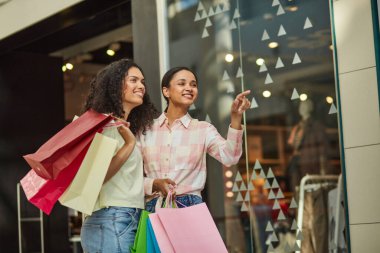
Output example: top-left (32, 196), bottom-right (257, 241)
top-left (80, 59), bottom-right (158, 253)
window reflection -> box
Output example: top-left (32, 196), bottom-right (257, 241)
top-left (166, 0), bottom-right (346, 252)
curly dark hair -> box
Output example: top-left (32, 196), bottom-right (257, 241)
top-left (83, 59), bottom-right (159, 134)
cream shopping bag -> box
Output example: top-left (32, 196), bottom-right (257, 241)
top-left (59, 132), bottom-right (118, 215)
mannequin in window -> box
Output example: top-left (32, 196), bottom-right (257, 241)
top-left (286, 100), bottom-right (329, 192)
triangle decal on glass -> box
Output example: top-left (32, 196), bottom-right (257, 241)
top-left (275, 57), bottom-right (284, 68)
top-left (197, 2), bottom-right (205, 11)
top-left (291, 219), bottom-right (298, 231)
top-left (235, 171), bottom-right (242, 182)
top-left (232, 181), bottom-right (239, 192)
top-left (239, 181), bottom-right (247, 191)
top-left (205, 114), bottom-right (211, 123)
top-left (284, 242), bottom-right (292, 253)
top-left (200, 10), bottom-right (208, 19)
top-left (267, 243), bottom-right (275, 251)
top-left (236, 192), bottom-right (243, 202)
top-left (205, 17), bottom-right (212, 27)
top-left (222, 70), bottom-right (230, 81)
top-left (241, 202), bottom-right (248, 211)
top-left (289, 197), bottom-right (298, 208)
top-left (267, 167), bottom-right (274, 178)
top-left (222, 2), bottom-right (230, 12)
top-left (208, 7), bottom-right (215, 16)
top-left (296, 230), bottom-right (303, 240)
top-left (268, 189), bottom-right (276, 200)
top-left (215, 5), bottom-right (222, 14)
top-left (248, 181), bottom-right (255, 190)
top-left (329, 103), bottom-right (337, 114)
top-left (194, 12), bottom-right (201, 22)
top-left (202, 28), bottom-right (209, 38)
top-left (233, 8), bottom-right (241, 19)
top-left (250, 97), bottom-right (258, 109)
top-left (272, 0), bottom-right (280, 6)
top-left (244, 192), bottom-right (250, 201)
top-left (229, 20), bottom-right (237, 30)
top-left (254, 159), bottom-right (262, 169)
top-left (291, 88), bottom-right (300, 100)
top-left (271, 178), bottom-right (279, 188)
top-left (271, 231), bottom-right (279, 242)
top-left (293, 241), bottom-right (301, 251)
top-left (262, 29), bottom-right (270, 41)
top-left (273, 199), bottom-right (281, 210)
top-left (265, 221), bottom-right (274, 232)
top-left (250, 170), bottom-right (257, 180)
top-left (292, 52), bottom-right (301, 64)
top-left (227, 83), bottom-right (235, 93)
top-left (264, 73), bottom-right (273, 84)
top-left (259, 62), bottom-right (268, 72)
top-left (277, 4), bottom-right (285, 15)
top-left (236, 67), bottom-right (244, 78)
top-left (277, 209), bottom-right (286, 220)
top-left (276, 189), bottom-right (284, 199)
top-left (278, 25), bottom-right (287, 36)
top-left (189, 104), bottom-right (196, 110)
top-left (263, 179), bottom-right (271, 189)
top-left (259, 169), bottom-right (266, 179)
top-left (304, 17), bottom-right (313, 29)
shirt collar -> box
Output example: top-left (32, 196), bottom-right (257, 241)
top-left (158, 112), bottom-right (192, 128)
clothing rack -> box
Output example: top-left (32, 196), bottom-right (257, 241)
top-left (296, 174), bottom-right (340, 253)
top-left (17, 183), bottom-right (45, 253)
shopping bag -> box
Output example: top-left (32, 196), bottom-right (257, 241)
top-left (59, 133), bottom-right (118, 215)
top-left (20, 143), bottom-right (90, 214)
top-left (149, 212), bottom-right (174, 253)
top-left (156, 203), bottom-right (228, 253)
top-left (130, 210), bottom-right (150, 253)
top-left (147, 218), bottom-right (161, 253)
top-left (23, 109), bottom-right (113, 179)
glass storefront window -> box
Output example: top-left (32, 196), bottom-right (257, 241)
top-left (163, 0), bottom-right (347, 252)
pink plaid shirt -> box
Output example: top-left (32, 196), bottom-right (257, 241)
top-left (138, 113), bottom-right (243, 196)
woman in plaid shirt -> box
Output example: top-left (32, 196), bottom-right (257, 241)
top-left (138, 67), bottom-right (251, 212)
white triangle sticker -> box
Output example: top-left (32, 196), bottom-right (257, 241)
top-left (277, 210), bottom-right (286, 220)
top-left (236, 67), bottom-right (243, 78)
top-left (275, 57), bottom-right (284, 68)
top-left (205, 17), bottom-right (212, 27)
top-left (262, 29), bottom-right (270, 41)
top-left (222, 2), bottom-right (230, 12)
top-left (291, 88), bottom-right (300, 100)
top-left (264, 73), bottom-right (273, 84)
top-left (268, 189), bottom-right (276, 199)
top-left (291, 219), bottom-right (298, 230)
top-left (276, 189), bottom-right (284, 199)
top-left (205, 114), bottom-right (211, 123)
top-left (278, 25), bottom-right (287, 36)
top-left (197, 2), bottom-right (205, 11)
top-left (293, 241), bottom-right (301, 251)
top-left (189, 104), bottom-right (196, 110)
top-left (277, 5), bottom-right (285, 15)
top-left (215, 5), bottom-right (222, 14)
top-left (289, 197), bottom-right (298, 208)
top-left (254, 159), bottom-right (262, 169)
top-left (296, 230), bottom-right (303, 240)
top-left (244, 192), bottom-right (250, 201)
top-left (232, 181), bottom-right (239, 192)
top-left (272, 0), bottom-right (280, 6)
top-left (233, 8), bottom-right (241, 19)
top-left (250, 97), bottom-right (258, 108)
top-left (222, 70), bottom-right (230, 81)
top-left (241, 202), bottom-right (248, 211)
top-left (239, 181), bottom-right (247, 191)
top-left (266, 221), bottom-right (274, 232)
top-left (235, 171), bottom-right (242, 181)
top-left (259, 169), bottom-right (266, 179)
top-left (250, 170), bottom-right (257, 180)
top-left (229, 20), bottom-right (237, 30)
top-left (236, 192), bottom-right (243, 201)
top-left (271, 178), bottom-right (279, 188)
top-left (208, 7), bottom-right (215, 16)
top-left (273, 199), bottom-right (281, 210)
top-left (194, 12), bottom-right (201, 22)
top-left (227, 83), bottom-right (235, 93)
top-left (284, 242), bottom-right (292, 253)
top-left (200, 10), bottom-right (207, 19)
top-left (267, 167), bottom-right (274, 178)
top-left (292, 52), bottom-right (301, 64)
top-left (271, 231), bottom-right (279, 242)
top-left (263, 179), bottom-right (271, 189)
top-left (202, 28), bottom-right (209, 38)
top-left (248, 181), bottom-right (255, 190)
top-left (304, 17), bottom-right (313, 29)
top-left (329, 103), bottom-right (337, 114)
top-left (259, 62), bottom-right (268, 72)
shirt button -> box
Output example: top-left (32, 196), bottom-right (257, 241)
top-left (166, 158), bottom-right (169, 161)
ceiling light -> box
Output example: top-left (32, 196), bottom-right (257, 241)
top-left (287, 6), bottom-right (298, 12)
top-left (268, 42), bottom-right (279, 49)
top-left (225, 170), bottom-right (233, 178)
top-left (300, 93), bottom-right (308, 101)
top-left (225, 53), bottom-right (234, 62)
top-left (107, 49), bottom-right (115, 56)
top-left (226, 191), bottom-right (234, 198)
top-left (256, 58), bottom-right (265, 66)
top-left (326, 96), bottom-right (334, 104)
top-left (225, 181), bottom-right (233, 188)
top-left (262, 90), bottom-right (271, 98)
top-left (65, 63), bottom-right (73, 70)
top-left (329, 44), bottom-right (333, 50)
top-left (62, 65), bottom-right (67, 72)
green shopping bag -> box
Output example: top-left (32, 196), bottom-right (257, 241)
top-left (131, 210), bottom-right (150, 253)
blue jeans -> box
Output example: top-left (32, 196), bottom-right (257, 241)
top-left (80, 207), bottom-right (141, 253)
top-left (145, 194), bottom-right (203, 213)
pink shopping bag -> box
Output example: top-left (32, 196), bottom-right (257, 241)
top-left (156, 203), bottom-right (228, 253)
top-left (149, 212), bottom-right (174, 253)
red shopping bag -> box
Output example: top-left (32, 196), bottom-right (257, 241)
top-left (20, 143), bottom-right (90, 214)
top-left (23, 109), bottom-right (112, 179)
